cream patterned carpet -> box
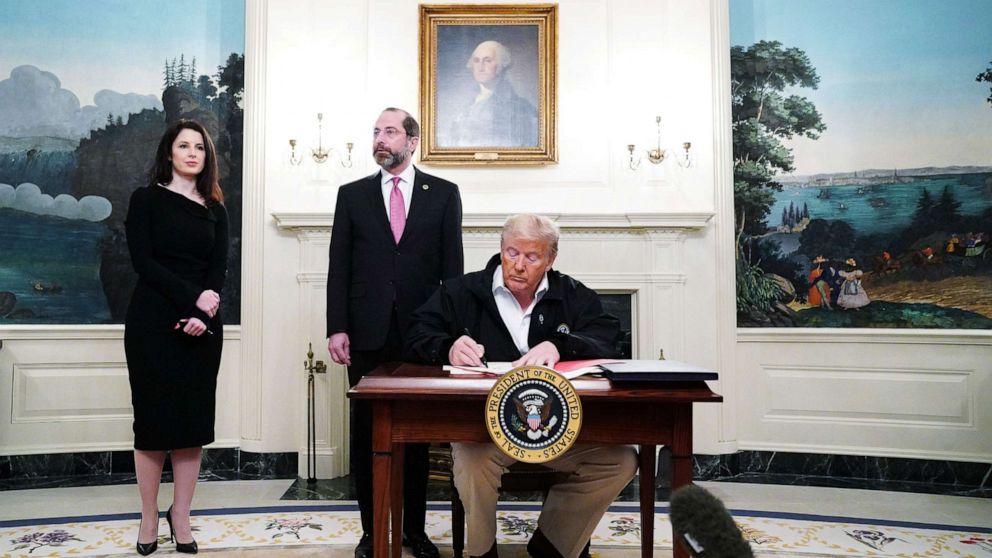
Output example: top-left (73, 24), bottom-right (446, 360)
top-left (2, 502), bottom-right (991, 557)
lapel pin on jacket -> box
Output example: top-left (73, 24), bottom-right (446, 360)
top-left (422, 184), bottom-right (429, 190)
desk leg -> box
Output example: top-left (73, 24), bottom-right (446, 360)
top-left (670, 404), bottom-right (693, 558)
top-left (638, 445), bottom-right (656, 558)
top-left (372, 403), bottom-right (394, 558)
top-left (391, 443), bottom-right (405, 558)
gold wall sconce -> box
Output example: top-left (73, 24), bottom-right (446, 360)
top-left (289, 113), bottom-right (353, 168)
top-left (627, 116), bottom-right (693, 170)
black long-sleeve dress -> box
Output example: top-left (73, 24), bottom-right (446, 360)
top-left (123, 185), bottom-right (229, 450)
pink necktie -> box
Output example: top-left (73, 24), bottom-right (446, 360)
top-left (389, 176), bottom-right (405, 243)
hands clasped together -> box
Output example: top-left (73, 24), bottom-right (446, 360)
top-left (174, 289), bottom-right (220, 336)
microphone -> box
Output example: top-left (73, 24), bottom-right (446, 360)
top-left (669, 484), bottom-right (754, 558)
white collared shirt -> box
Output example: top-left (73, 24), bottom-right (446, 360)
top-left (474, 84), bottom-right (494, 105)
top-left (380, 164), bottom-right (415, 219)
top-left (492, 266), bottom-right (549, 355)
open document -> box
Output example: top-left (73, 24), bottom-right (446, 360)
top-left (444, 358), bottom-right (718, 382)
top-left (443, 359), bottom-right (620, 380)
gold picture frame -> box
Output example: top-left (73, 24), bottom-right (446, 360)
top-left (419, 4), bottom-right (558, 165)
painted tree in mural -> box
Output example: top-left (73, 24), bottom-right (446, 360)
top-left (731, 40), bottom-right (825, 320)
top-left (978, 61), bottom-right (992, 105)
top-left (72, 52), bottom-right (245, 323)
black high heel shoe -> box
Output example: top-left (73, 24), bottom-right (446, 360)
top-left (166, 505), bottom-right (198, 554)
top-left (136, 514), bottom-right (158, 556)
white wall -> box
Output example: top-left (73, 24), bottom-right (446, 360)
top-left (2, 0), bottom-right (989, 474)
top-left (259, 0), bottom-right (733, 477)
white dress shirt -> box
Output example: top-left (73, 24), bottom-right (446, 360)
top-left (492, 266), bottom-right (549, 355)
top-left (380, 164), bottom-right (415, 219)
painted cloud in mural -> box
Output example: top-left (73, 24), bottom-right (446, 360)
top-left (0, 183), bottom-right (111, 221)
top-left (0, 65), bottom-right (161, 139)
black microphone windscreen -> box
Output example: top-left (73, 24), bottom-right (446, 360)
top-left (669, 484), bottom-right (754, 558)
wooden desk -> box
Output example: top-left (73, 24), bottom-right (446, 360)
top-left (348, 363), bottom-right (722, 558)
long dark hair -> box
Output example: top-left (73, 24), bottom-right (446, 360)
top-left (148, 119), bottom-right (224, 203)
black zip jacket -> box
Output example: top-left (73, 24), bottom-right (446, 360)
top-left (405, 254), bottom-right (620, 364)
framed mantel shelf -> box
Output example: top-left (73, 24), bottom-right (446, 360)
top-left (272, 211), bottom-right (715, 232)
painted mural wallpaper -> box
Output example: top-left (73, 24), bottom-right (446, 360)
top-left (731, 0), bottom-right (992, 328)
top-left (0, 0), bottom-right (244, 325)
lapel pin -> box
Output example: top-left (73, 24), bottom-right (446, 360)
top-left (422, 184), bottom-right (429, 190)
top-left (539, 314), bottom-right (544, 324)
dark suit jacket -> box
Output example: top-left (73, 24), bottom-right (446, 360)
top-left (326, 167), bottom-right (464, 351)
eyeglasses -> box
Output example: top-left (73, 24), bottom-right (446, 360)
top-left (372, 127), bottom-right (408, 139)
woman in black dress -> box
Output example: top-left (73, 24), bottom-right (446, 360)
top-left (125, 119), bottom-right (228, 555)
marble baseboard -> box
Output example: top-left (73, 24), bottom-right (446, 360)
top-left (4, 448), bottom-right (988, 498)
top-left (693, 451), bottom-right (992, 498)
top-left (0, 449), bottom-right (297, 491)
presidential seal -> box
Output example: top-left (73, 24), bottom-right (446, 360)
top-left (484, 366), bottom-right (582, 463)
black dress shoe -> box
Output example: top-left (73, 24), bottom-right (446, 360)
top-left (355, 532), bottom-right (373, 558)
top-left (469, 541), bottom-right (499, 558)
top-left (527, 528), bottom-right (564, 558)
top-left (136, 514), bottom-right (159, 556)
top-left (166, 506), bottom-right (198, 554)
top-left (136, 539), bottom-right (158, 556)
top-left (402, 532), bottom-right (440, 558)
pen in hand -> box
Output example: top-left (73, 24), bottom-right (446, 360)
top-left (463, 328), bottom-right (488, 368)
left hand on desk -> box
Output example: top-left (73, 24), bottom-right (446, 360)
top-left (512, 341), bottom-right (560, 368)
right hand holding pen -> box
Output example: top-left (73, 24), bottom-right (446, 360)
top-left (449, 335), bottom-right (486, 367)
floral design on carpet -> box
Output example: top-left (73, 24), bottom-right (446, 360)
top-left (607, 516), bottom-right (639, 537)
top-left (960, 535), bottom-right (992, 552)
top-left (739, 525), bottom-right (781, 546)
top-left (497, 515), bottom-right (536, 537)
top-left (265, 516), bottom-right (323, 540)
top-left (844, 528), bottom-right (905, 551)
top-left (9, 529), bottom-right (83, 554)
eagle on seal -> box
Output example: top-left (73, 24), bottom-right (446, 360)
top-left (515, 391), bottom-right (553, 439)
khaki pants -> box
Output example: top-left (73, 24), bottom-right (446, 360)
top-left (452, 443), bottom-right (638, 558)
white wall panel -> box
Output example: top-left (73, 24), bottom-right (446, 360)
top-left (736, 331), bottom-right (992, 461)
top-left (763, 366), bottom-right (971, 426)
top-left (0, 330), bottom-right (241, 454)
top-left (12, 363), bottom-right (131, 423)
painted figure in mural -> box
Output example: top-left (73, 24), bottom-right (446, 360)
top-left (837, 258), bottom-right (870, 310)
top-left (326, 108), bottom-right (462, 558)
top-left (449, 40), bottom-right (539, 147)
top-left (405, 214), bottom-right (637, 558)
top-left (807, 255), bottom-right (835, 309)
top-left (946, 233), bottom-right (962, 255)
top-left (873, 250), bottom-right (901, 275)
top-left (124, 119), bottom-right (229, 555)
top-left (826, 259), bottom-right (846, 308)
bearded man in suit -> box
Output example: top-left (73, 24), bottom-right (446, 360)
top-left (327, 107), bottom-right (464, 558)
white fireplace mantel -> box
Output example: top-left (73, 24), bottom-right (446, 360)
top-left (275, 209), bottom-right (713, 478)
top-left (272, 211), bottom-right (714, 232)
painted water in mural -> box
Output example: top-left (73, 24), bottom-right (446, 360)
top-left (0, 1), bottom-right (245, 325)
top-left (731, 0), bottom-right (992, 328)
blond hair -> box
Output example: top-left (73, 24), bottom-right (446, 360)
top-left (501, 214), bottom-right (559, 257)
